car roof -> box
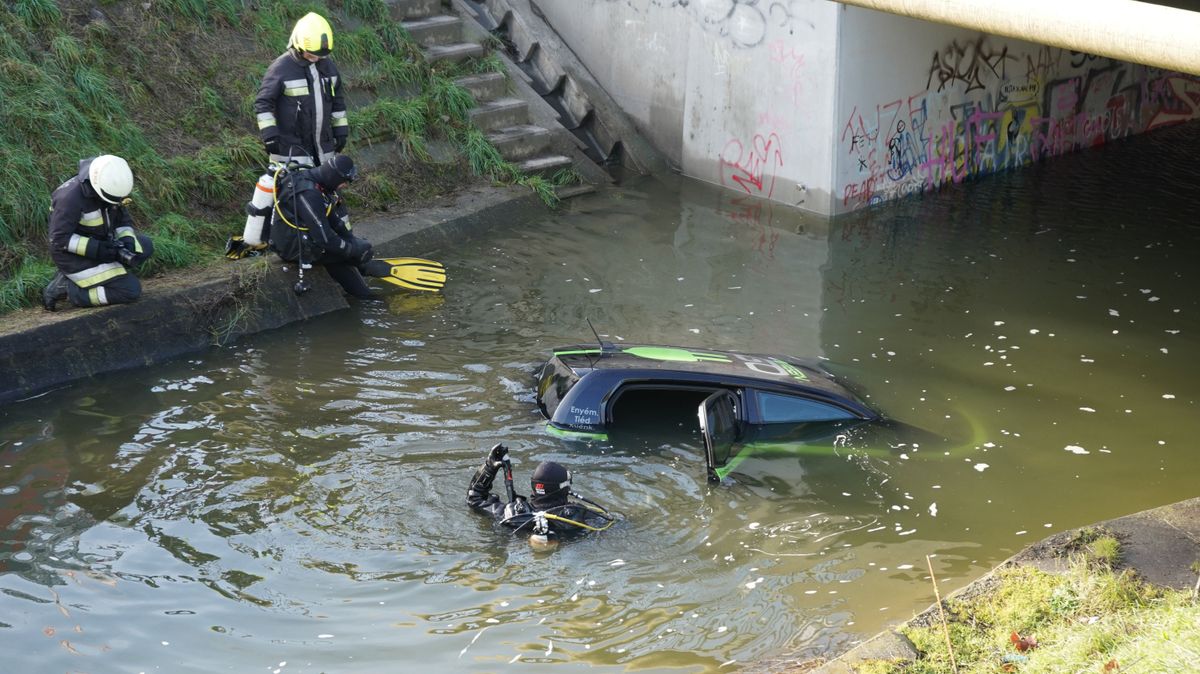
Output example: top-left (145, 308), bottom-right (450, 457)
top-left (536, 343), bottom-right (878, 438)
top-left (549, 343), bottom-right (858, 399)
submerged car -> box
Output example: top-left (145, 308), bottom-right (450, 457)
top-left (535, 342), bottom-right (898, 481)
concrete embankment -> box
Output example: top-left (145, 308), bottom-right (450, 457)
top-left (781, 496), bottom-right (1200, 673)
top-left (0, 184), bottom-right (554, 407)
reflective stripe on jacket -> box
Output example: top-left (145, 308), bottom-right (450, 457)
top-left (254, 50), bottom-right (348, 165)
top-left (47, 158), bottom-right (136, 286)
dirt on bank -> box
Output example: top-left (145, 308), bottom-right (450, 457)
top-left (772, 496), bottom-right (1200, 674)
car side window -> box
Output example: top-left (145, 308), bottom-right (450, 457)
top-left (754, 391), bottom-right (857, 423)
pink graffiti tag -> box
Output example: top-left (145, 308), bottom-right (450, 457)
top-left (1147, 76), bottom-right (1200, 129)
top-left (769, 40), bottom-right (806, 106)
top-left (720, 132), bottom-right (784, 199)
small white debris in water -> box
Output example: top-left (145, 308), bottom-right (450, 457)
top-left (897, 564), bottom-right (914, 570)
top-left (804, 590), bottom-right (817, 595)
top-left (720, 659), bottom-right (738, 668)
top-left (1163, 394), bottom-right (1176, 399)
top-left (546, 640), bottom-right (553, 656)
top-left (1161, 348), bottom-right (1169, 354)
top-left (1045, 523), bottom-right (1053, 528)
top-left (1080, 407), bottom-right (1095, 413)
top-left (1016, 530), bottom-right (1028, 535)
top-left (1004, 386), bottom-right (1016, 391)
top-left (748, 522), bottom-right (760, 530)
top-left (318, 634), bottom-right (334, 639)
top-left (928, 503), bottom-right (938, 517)
top-left (974, 463), bottom-right (990, 472)
top-left (161, 642), bottom-right (169, 646)
top-left (609, 559), bottom-right (626, 567)
top-left (689, 328), bottom-right (700, 334)
top-left (1108, 309), bottom-right (1120, 317)
top-left (983, 442), bottom-right (996, 448)
top-left (589, 288), bottom-right (602, 293)
top-left (509, 655), bottom-right (521, 664)
top-left (677, 277), bottom-right (685, 281)
top-left (571, 593), bottom-right (579, 601)
top-left (745, 577), bottom-right (764, 589)
top-left (500, 601), bottom-right (509, 607)
top-left (1029, 328), bottom-right (1040, 334)
top-left (984, 361), bottom-right (995, 366)
top-left (717, 626), bottom-right (728, 633)
top-left (898, 529), bottom-right (916, 536)
top-left (1065, 445), bottom-right (1089, 455)
top-left (994, 320), bottom-right (1005, 326)
top-left (728, 286), bottom-right (742, 290)
top-left (486, 618), bottom-right (499, 624)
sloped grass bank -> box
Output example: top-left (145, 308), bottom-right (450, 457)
top-left (857, 532), bottom-right (1200, 674)
top-left (0, 0), bottom-right (575, 314)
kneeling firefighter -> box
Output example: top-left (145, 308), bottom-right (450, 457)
top-left (269, 155), bottom-right (416, 297)
top-left (467, 444), bottom-right (616, 547)
top-left (43, 155), bottom-right (154, 311)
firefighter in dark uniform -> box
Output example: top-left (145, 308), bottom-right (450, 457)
top-left (270, 154), bottom-right (390, 298)
top-left (467, 444), bottom-right (616, 546)
top-left (254, 12), bottom-right (348, 167)
top-left (43, 155), bottom-right (154, 311)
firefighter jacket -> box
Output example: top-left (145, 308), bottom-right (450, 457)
top-left (254, 50), bottom-right (348, 166)
top-left (47, 158), bottom-right (144, 289)
top-left (268, 169), bottom-right (357, 264)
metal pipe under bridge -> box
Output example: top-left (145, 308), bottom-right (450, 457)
top-left (837, 0), bottom-right (1200, 76)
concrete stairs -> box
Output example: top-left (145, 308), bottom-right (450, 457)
top-left (458, 0), bottom-right (669, 180)
top-left (381, 0), bottom-right (586, 182)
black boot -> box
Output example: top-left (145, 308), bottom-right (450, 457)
top-left (42, 272), bottom-right (69, 312)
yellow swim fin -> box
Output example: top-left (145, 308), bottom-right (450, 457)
top-left (369, 257), bottom-right (446, 292)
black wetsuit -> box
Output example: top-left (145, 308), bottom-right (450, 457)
top-left (269, 167), bottom-right (374, 297)
top-left (467, 461), bottom-right (607, 539)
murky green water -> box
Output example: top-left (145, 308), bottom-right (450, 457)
top-left (3, 125), bottom-right (1200, 673)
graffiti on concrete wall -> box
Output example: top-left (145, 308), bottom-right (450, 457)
top-left (720, 131), bottom-right (784, 199)
top-left (840, 38), bottom-right (1200, 210)
top-left (601, 0), bottom-right (815, 48)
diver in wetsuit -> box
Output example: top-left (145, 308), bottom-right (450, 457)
top-left (467, 444), bottom-right (614, 545)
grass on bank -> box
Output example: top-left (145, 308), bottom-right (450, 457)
top-left (0, 0), bottom-right (576, 314)
top-left (858, 532), bottom-right (1200, 674)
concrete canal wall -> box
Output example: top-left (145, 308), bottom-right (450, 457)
top-left (533, 1), bottom-right (1200, 214)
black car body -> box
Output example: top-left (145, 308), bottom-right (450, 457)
top-left (535, 342), bottom-right (885, 481)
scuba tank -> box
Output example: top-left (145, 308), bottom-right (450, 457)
top-left (241, 172), bottom-right (276, 245)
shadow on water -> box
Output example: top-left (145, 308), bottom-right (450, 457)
top-left (4, 121), bottom-right (1200, 672)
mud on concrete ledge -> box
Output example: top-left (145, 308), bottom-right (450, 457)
top-left (0, 184), bottom-right (551, 407)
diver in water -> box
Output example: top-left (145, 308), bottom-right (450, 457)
top-left (467, 444), bottom-right (615, 546)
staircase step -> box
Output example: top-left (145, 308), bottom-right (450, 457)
top-left (486, 124), bottom-right (553, 160)
top-left (517, 154), bottom-right (574, 176)
top-left (402, 15), bottom-right (463, 47)
top-left (383, 0), bottom-right (442, 21)
top-left (454, 72), bottom-right (507, 102)
top-left (555, 184), bottom-right (596, 199)
top-left (425, 42), bottom-right (485, 63)
top-left (468, 97), bottom-right (528, 131)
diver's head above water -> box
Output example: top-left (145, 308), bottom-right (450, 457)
top-left (529, 460), bottom-right (571, 510)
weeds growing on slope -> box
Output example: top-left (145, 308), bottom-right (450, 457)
top-left (0, 0), bottom-right (563, 313)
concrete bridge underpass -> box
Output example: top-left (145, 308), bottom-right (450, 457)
top-left (836, 0), bottom-right (1200, 77)
top-left (523, 0), bottom-right (1200, 214)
